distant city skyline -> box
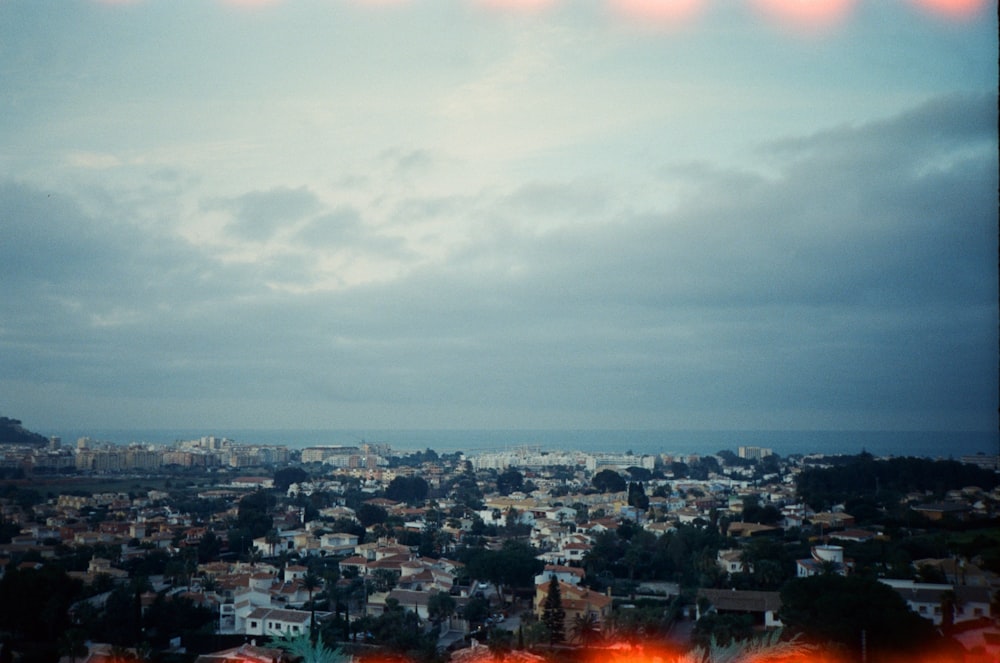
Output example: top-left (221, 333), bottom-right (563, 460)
top-left (1, 1), bottom-right (996, 433)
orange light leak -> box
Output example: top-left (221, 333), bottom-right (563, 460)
top-left (577, 642), bottom-right (850, 663)
top-left (909, 0), bottom-right (990, 19)
top-left (748, 0), bottom-right (857, 32)
top-left (85, 0), bottom-right (995, 26)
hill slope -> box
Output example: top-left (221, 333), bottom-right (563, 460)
top-left (0, 416), bottom-right (49, 446)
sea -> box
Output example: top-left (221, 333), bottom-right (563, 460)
top-left (43, 428), bottom-right (999, 460)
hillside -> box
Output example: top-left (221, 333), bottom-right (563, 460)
top-left (0, 416), bottom-right (49, 447)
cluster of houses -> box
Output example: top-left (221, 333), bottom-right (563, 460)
top-left (2, 446), bottom-right (1000, 660)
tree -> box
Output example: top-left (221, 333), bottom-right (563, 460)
top-left (592, 469), bottom-right (626, 493)
top-left (626, 466), bottom-right (652, 481)
top-left (357, 503), bottom-right (388, 529)
top-left (627, 482), bottom-right (649, 510)
top-left (197, 529), bottom-right (222, 563)
top-left (302, 572), bottom-right (323, 643)
top-left (57, 628), bottom-right (88, 663)
top-left (779, 574), bottom-right (948, 661)
top-left (265, 529), bottom-right (282, 557)
top-left (427, 590), bottom-right (456, 627)
top-left (496, 468), bottom-right (524, 496)
top-left (385, 476), bottom-right (429, 504)
top-left (541, 577), bottom-right (565, 645)
top-left (275, 466), bottom-right (309, 492)
top-left (570, 613), bottom-right (602, 646)
top-left (237, 490), bottom-right (276, 540)
top-left (274, 632), bottom-right (347, 663)
top-left (692, 612), bottom-right (754, 649)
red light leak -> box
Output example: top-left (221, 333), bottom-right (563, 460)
top-left (909, 0), bottom-right (990, 19)
top-left (353, 640), bottom-right (976, 663)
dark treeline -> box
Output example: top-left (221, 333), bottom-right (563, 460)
top-left (796, 452), bottom-right (1000, 511)
top-left (0, 416), bottom-right (48, 447)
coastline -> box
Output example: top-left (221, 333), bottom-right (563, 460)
top-left (40, 428), bottom-right (999, 460)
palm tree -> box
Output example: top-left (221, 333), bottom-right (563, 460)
top-left (570, 613), bottom-right (602, 647)
top-left (939, 589), bottom-right (960, 634)
top-left (302, 572), bottom-right (323, 644)
top-left (57, 629), bottom-right (87, 663)
top-left (274, 632), bottom-right (346, 663)
top-left (265, 529), bottom-right (282, 557)
top-left (677, 630), bottom-right (815, 663)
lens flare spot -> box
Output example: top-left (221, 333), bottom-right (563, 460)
top-left (908, 0), bottom-right (989, 19)
top-left (750, 0), bottom-right (856, 32)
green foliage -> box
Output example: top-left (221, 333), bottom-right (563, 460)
top-left (426, 590), bottom-right (455, 625)
top-left (461, 595), bottom-right (491, 624)
top-left (385, 476), bottom-right (430, 504)
top-left (627, 482), bottom-right (649, 510)
top-left (584, 522), bottom-right (726, 587)
top-left (355, 598), bottom-right (438, 660)
top-left (0, 416), bottom-right (48, 447)
top-left (356, 502), bottom-right (388, 528)
top-left (496, 468), bottom-right (524, 496)
top-left (626, 466), bottom-right (652, 481)
top-left (274, 631), bottom-right (347, 663)
top-left (683, 630), bottom-right (815, 663)
top-left (464, 539), bottom-right (542, 595)
top-left (779, 573), bottom-right (945, 660)
top-left (592, 469), bottom-right (626, 493)
top-left (541, 577), bottom-right (565, 644)
top-left (0, 564), bottom-right (86, 641)
top-left (692, 612), bottom-right (754, 649)
top-left (237, 490), bottom-right (276, 539)
top-left (142, 592), bottom-right (218, 647)
top-left (274, 466), bottom-right (310, 491)
top-left (570, 612), bottom-right (602, 646)
top-left (796, 453), bottom-right (999, 511)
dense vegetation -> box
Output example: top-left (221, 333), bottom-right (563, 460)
top-left (796, 451), bottom-right (1000, 511)
top-left (0, 416), bottom-right (48, 447)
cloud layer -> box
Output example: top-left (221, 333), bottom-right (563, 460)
top-left (0, 1), bottom-right (996, 432)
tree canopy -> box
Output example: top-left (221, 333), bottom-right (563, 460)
top-left (779, 574), bottom-right (951, 661)
top-left (274, 466), bottom-right (309, 491)
top-left (384, 476), bottom-right (429, 504)
top-left (592, 468), bottom-right (626, 493)
top-left (541, 576), bottom-right (566, 644)
top-left (796, 453), bottom-right (999, 510)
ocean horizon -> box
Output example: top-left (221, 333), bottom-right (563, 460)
top-left (42, 428), bottom-right (999, 460)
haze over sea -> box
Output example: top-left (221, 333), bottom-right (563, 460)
top-left (43, 429), bottom-right (998, 460)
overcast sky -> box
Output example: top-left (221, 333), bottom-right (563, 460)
top-left (1, 0), bottom-right (996, 433)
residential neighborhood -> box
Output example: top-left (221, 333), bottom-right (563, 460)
top-left (1, 426), bottom-right (1000, 663)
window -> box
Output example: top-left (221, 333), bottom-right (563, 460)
top-left (919, 606), bottom-right (927, 614)
top-left (250, 621), bottom-right (258, 628)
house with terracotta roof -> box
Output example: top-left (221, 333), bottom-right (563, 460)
top-left (194, 643), bottom-right (288, 663)
top-left (533, 579), bottom-right (612, 626)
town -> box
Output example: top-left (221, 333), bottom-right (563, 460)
top-left (1, 419), bottom-right (999, 663)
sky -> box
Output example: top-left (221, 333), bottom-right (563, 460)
top-left (0, 0), bottom-right (996, 434)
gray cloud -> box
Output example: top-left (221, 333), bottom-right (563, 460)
top-left (0, 93), bottom-right (995, 430)
top-left (210, 186), bottom-right (321, 241)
